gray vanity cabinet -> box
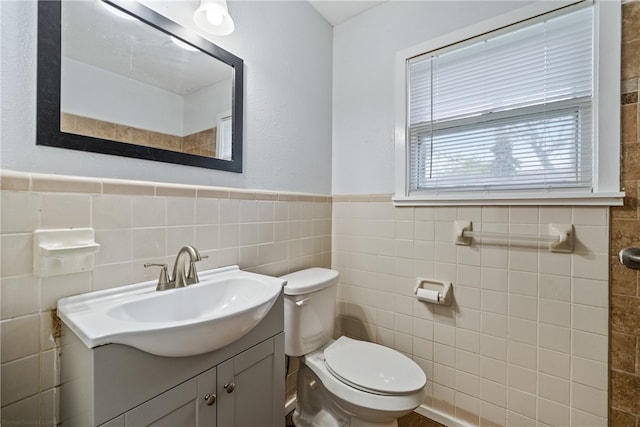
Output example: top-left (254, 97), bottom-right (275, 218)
top-left (60, 294), bottom-right (285, 427)
top-left (101, 367), bottom-right (217, 427)
top-left (217, 337), bottom-right (280, 426)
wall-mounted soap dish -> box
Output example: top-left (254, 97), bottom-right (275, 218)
top-left (34, 228), bottom-right (100, 277)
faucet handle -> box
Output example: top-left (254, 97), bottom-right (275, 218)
top-left (144, 263), bottom-right (172, 291)
top-left (186, 255), bottom-right (208, 285)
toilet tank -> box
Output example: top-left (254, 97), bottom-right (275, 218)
top-left (281, 268), bottom-right (339, 357)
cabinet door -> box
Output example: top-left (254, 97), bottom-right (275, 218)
top-left (122, 367), bottom-right (217, 427)
top-left (217, 334), bottom-right (284, 427)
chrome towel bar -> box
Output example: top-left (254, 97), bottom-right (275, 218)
top-left (454, 220), bottom-right (574, 253)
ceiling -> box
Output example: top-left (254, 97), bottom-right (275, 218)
top-left (307, 0), bottom-right (387, 26)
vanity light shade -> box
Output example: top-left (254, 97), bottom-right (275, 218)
top-left (193, 0), bottom-right (235, 36)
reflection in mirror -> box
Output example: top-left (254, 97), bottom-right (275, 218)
top-left (37, 0), bottom-right (244, 172)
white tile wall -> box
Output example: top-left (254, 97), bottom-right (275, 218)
top-left (0, 170), bottom-right (331, 426)
top-left (333, 198), bottom-right (609, 427)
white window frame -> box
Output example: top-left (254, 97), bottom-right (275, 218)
top-left (216, 110), bottom-right (233, 161)
top-left (394, 0), bottom-right (623, 206)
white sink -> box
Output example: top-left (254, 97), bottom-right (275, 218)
top-left (57, 265), bottom-right (284, 357)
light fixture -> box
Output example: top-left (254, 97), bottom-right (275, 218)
top-left (193, 0), bottom-right (235, 36)
top-left (170, 36), bottom-right (199, 52)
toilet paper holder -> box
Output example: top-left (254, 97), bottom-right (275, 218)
top-left (413, 278), bottom-right (452, 305)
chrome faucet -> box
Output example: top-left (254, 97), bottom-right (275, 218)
top-left (144, 245), bottom-right (205, 291)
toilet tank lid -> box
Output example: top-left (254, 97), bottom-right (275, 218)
top-left (281, 268), bottom-right (339, 295)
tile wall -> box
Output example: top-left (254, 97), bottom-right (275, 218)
top-left (333, 197), bottom-right (610, 426)
top-left (60, 112), bottom-right (217, 157)
top-left (0, 169), bottom-right (331, 426)
top-left (609, 1), bottom-right (640, 424)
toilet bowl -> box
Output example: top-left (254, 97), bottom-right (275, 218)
top-left (281, 268), bottom-right (427, 427)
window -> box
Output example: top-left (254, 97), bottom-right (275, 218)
top-left (395, 1), bottom-right (622, 205)
top-left (217, 111), bottom-right (233, 160)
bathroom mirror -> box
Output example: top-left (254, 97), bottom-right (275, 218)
top-left (37, 0), bottom-right (244, 172)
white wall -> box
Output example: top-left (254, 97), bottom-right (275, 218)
top-left (1, 0), bottom-right (333, 194)
top-left (184, 78), bottom-right (232, 135)
top-left (332, 0), bottom-right (554, 195)
top-left (62, 58), bottom-right (185, 135)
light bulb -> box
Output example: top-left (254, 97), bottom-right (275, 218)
top-left (206, 8), bottom-right (224, 26)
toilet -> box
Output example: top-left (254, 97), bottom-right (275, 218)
top-left (282, 268), bottom-right (427, 427)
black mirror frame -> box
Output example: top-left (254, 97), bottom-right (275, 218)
top-left (37, 0), bottom-right (244, 172)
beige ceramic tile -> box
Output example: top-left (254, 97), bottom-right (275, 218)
top-left (132, 228), bottom-right (166, 260)
top-left (508, 294), bottom-right (537, 321)
top-left (102, 179), bottom-right (155, 196)
top-left (0, 314), bottom-right (40, 363)
top-left (573, 304), bottom-right (608, 335)
top-left (480, 335), bottom-right (507, 362)
top-left (455, 349), bottom-right (480, 376)
top-left (1, 191), bottom-right (40, 234)
top-left (508, 271), bottom-right (537, 296)
top-left (572, 206), bottom-right (608, 226)
top-left (480, 378), bottom-right (506, 408)
top-left (455, 390), bottom-right (480, 424)
top-left (94, 229), bottom-right (132, 265)
top-left (538, 274), bottom-right (571, 302)
top-left (538, 323), bottom-right (570, 354)
top-left (572, 383), bottom-right (608, 418)
top-left (507, 317), bottom-right (537, 346)
top-left (32, 174), bottom-right (101, 194)
top-left (1, 393), bottom-right (40, 426)
top-left (507, 388), bottom-right (536, 420)
top-left (539, 251), bottom-right (571, 277)
top-left (40, 272), bottom-right (92, 311)
top-left (572, 356), bottom-right (608, 390)
top-left (538, 373), bottom-right (569, 405)
top-left (166, 197), bottom-right (195, 226)
top-left (480, 401), bottom-right (506, 427)
top-left (481, 312), bottom-right (507, 339)
top-left (156, 184), bottom-right (197, 198)
top-left (166, 226), bottom-right (196, 256)
top-left (571, 409), bottom-right (607, 427)
top-left (1, 354), bottom-right (40, 406)
top-left (0, 170), bottom-right (30, 191)
top-left (132, 197), bottom-right (166, 227)
top-left (538, 348), bottom-right (570, 379)
top-left (539, 299), bottom-right (570, 327)
top-left (40, 194), bottom-right (91, 228)
top-left (0, 276), bottom-right (39, 320)
top-left (91, 262), bottom-right (133, 292)
top-left (40, 348), bottom-right (59, 389)
top-left (0, 234), bottom-right (32, 278)
top-left (480, 356), bottom-right (506, 385)
top-left (508, 341), bottom-right (536, 370)
top-left (537, 398), bottom-right (569, 427)
top-left (92, 195), bottom-right (132, 229)
top-left (573, 278), bottom-right (608, 307)
top-left (572, 330), bottom-right (608, 362)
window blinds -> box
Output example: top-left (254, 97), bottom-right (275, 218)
top-left (407, 6), bottom-right (594, 193)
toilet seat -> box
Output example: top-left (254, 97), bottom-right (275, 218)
top-left (323, 336), bottom-right (426, 395)
top-left (301, 342), bottom-right (426, 416)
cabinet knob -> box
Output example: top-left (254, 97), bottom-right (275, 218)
top-left (224, 382), bottom-right (235, 393)
top-left (204, 393), bottom-right (216, 406)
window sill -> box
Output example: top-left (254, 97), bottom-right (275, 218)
top-left (393, 191), bottom-right (625, 207)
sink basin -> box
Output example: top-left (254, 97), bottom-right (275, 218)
top-left (57, 265), bottom-right (284, 357)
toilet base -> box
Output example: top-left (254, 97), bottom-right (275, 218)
top-left (294, 363), bottom-right (401, 427)
top-left (292, 409), bottom-right (398, 427)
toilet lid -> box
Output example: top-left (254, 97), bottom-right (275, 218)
top-left (323, 336), bottom-right (426, 395)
